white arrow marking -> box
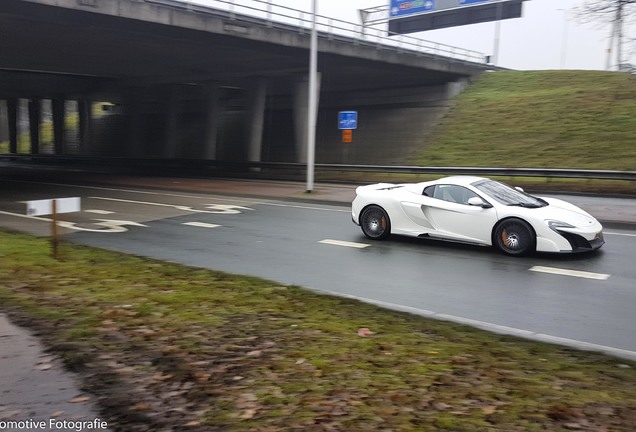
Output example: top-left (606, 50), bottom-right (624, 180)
top-left (57, 219), bottom-right (148, 233)
top-left (89, 197), bottom-right (253, 214)
top-left (203, 204), bottom-right (254, 214)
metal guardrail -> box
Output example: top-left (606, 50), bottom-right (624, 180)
top-left (143, 0), bottom-right (488, 64)
top-left (316, 164), bottom-right (636, 181)
top-left (1, 155), bottom-right (635, 182)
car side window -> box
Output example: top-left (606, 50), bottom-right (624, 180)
top-left (432, 185), bottom-right (479, 205)
top-left (423, 185), bottom-right (435, 197)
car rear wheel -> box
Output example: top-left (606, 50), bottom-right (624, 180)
top-left (494, 218), bottom-right (535, 256)
top-left (360, 205), bottom-right (391, 240)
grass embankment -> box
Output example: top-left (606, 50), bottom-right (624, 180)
top-left (408, 70), bottom-right (636, 194)
top-left (414, 70), bottom-right (636, 170)
top-left (2, 230), bottom-right (636, 431)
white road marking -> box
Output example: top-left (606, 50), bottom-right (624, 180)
top-left (319, 239), bottom-right (370, 249)
top-left (308, 288), bottom-right (636, 362)
top-left (57, 219), bottom-right (148, 233)
top-left (89, 197), bottom-right (253, 214)
top-left (605, 231), bottom-right (636, 238)
top-left (264, 202), bottom-right (350, 212)
top-left (182, 222), bottom-right (221, 229)
top-left (0, 210), bottom-right (146, 233)
top-left (4, 179), bottom-right (351, 213)
top-left (6, 179), bottom-right (259, 200)
top-left (85, 209), bottom-right (114, 215)
top-left (0, 210), bottom-right (43, 220)
top-left (435, 314), bottom-right (535, 335)
top-left (529, 266), bottom-right (610, 280)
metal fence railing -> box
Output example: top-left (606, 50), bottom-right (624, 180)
top-left (2, 155), bottom-right (635, 182)
top-left (315, 164), bottom-right (636, 182)
top-left (143, 0), bottom-right (488, 64)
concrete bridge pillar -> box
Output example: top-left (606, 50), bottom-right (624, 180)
top-left (293, 74), bottom-right (321, 163)
top-left (52, 97), bottom-right (65, 155)
top-left (202, 84), bottom-right (223, 160)
top-left (0, 101), bottom-right (8, 144)
top-left (7, 98), bottom-right (18, 154)
top-left (125, 88), bottom-right (144, 157)
top-left (28, 98), bottom-right (41, 154)
top-left (245, 78), bottom-right (267, 162)
top-left (447, 78), bottom-right (469, 98)
top-left (78, 100), bottom-right (92, 155)
top-left (162, 85), bottom-right (180, 158)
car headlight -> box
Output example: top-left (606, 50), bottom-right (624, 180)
top-left (546, 220), bottom-right (576, 230)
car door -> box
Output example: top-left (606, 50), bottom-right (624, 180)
top-left (419, 184), bottom-right (498, 244)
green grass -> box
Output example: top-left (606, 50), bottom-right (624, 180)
top-left (412, 70), bottom-right (636, 171)
top-left (1, 230), bottom-right (636, 431)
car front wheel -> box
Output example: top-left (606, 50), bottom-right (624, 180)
top-left (360, 205), bottom-right (391, 240)
top-left (493, 218), bottom-right (535, 256)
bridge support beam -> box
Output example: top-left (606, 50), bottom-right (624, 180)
top-left (293, 74), bottom-right (321, 163)
top-left (202, 84), bottom-right (223, 160)
top-left (78, 100), bottom-right (92, 155)
top-left (28, 98), bottom-right (41, 154)
top-left (52, 98), bottom-right (65, 155)
top-left (162, 85), bottom-right (180, 158)
top-left (7, 98), bottom-right (18, 154)
top-left (126, 88), bottom-right (144, 157)
top-left (446, 78), bottom-right (469, 98)
top-left (245, 78), bottom-right (267, 163)
top-left (0, 101), bottom-right (8, 145)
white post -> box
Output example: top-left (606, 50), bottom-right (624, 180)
top-left (492, 1), bottom-right (502, 65)
top-left (558, 8), bottom-right (569, 69)
top-left (306, 0), bottom-right (318, 193)
top-left (606, 23), bottom-right (615, 71)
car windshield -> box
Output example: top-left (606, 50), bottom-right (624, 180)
top-left (473, 180), bottom-right (547, 208)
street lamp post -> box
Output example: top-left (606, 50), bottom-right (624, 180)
top-left (492, 0), bottom-right (502, 65)
top-left (306, 0), bottom-right (318, 193)
top-left (558, 8), bottom-right (569, 69)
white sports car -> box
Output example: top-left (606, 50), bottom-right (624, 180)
top-left (351, 176), bottom-right (604, 256)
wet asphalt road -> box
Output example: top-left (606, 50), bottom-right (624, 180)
top-left (1, 177), bottom-right (635, 360)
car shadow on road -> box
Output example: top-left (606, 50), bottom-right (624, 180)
top-left (360, 234), bottom-right (607, 263)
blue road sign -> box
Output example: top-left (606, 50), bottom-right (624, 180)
top-left (390, 0), bottom-right (436, 17)
top-left (338, 111), bottom-right (358, 130)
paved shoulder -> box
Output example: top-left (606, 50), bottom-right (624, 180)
top-left (0, 313), bottom-right (111, 431)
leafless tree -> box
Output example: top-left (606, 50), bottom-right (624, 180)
top-left (577, 0), bottom-right (636, 69)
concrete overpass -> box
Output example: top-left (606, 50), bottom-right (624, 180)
top-left (0, 0), bottom-right (494, 165)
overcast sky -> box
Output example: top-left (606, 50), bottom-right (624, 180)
top-left (193, 0), bottom-right (634, 71)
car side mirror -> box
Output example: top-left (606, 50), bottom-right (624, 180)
top-left (468, 197), bottom-right (492, 208)
top-left (514, 186), bottom-right (525, 192)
